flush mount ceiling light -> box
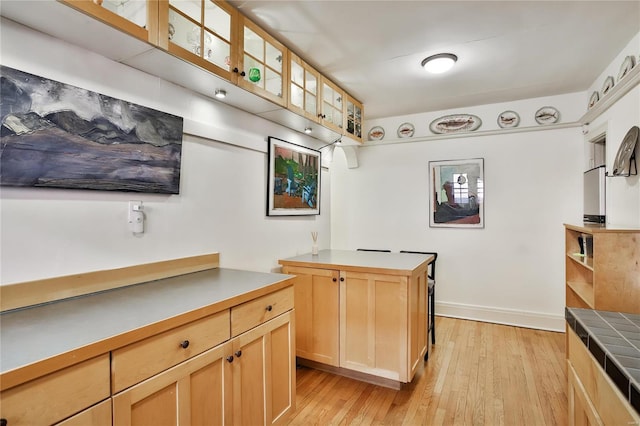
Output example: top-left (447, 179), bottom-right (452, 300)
top-left (214, 89), bottom-right (226, 99)
top-left (304, 127), bottom-right (312, 134)
top-left (421, 53), bottom-right (458, 74)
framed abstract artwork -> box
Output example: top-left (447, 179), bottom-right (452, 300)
top-left (267, 136), bottom-right (320, 216)
top-left (429, 158), bottom-right (484, 228)
top-left (0, 66), bottom-right (184, 194)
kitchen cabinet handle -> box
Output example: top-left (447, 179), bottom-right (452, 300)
top-left (266, 305), bottom-right (273, 312)
top-left (232, 67), bottom-right (239, 73)
top-left (340, 277), bottom-right (345, 282)
top-left (1, 418), bottom-right (7, 426)
top-left (240, 71), bottom-right (246, 77)
top-left (235, 350), bottom-right (242, 358)
top-left (318, 113), bottom-right (326, 119)
top-left (180, 340), bottom-right (190, 349)
top-left (226, 355), bottom-right (234, 363)
top-left (332, 278), bottom-right (337, 282)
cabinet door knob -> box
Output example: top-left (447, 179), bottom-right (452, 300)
top-left (226, 355), bottom-right (234, 363)
top-left (266, 305), bottom-right (273, 312)
top-left (235, 350), bottom-right (242, 358)
top-left (1, 418), bottom-right (7, 426)
top-left (240, 71), bottom-right (246, 77)
top-left (340, 277), bottom-right (345, 282)
top-left (180, 340), bottom-right (190, 349)
top-left (332, 277), bottom-right (337, 282)
top-left (232, 67), bottom-right (239, 73)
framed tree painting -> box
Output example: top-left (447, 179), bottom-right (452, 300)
top-left (429, 158), bottom-right (484, 228)
top-left (267, 136), bottom-right (320, 216)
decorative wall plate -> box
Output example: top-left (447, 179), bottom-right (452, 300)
top-left (601, 76), bottom-right (615, 96)
top-left (429, 114), bottom-right (482, 134)
top-left (588, 91), bottom-right (599, 109)
top-left (497, 110), bottom-right (520, 128)
top-left (612, 126), bottom-right (639, 176)
top-left (397, 122), bottom-right (415, 138)
top-left (617, 55), bottom-right (636, 82)
top-left (368, 126), bottom-right (385, 141)
top-left (534, 106), bottom-right (559, 125)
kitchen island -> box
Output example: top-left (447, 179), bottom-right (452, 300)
top-left (279, 249), bottom-right (434, 388)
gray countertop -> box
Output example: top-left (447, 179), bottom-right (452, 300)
top-left (1, 268), bottom-right (292, 375)
top-left (565, 307), bottom-right (640, 415)
top-left (279, 249), bottom-right (433, 273)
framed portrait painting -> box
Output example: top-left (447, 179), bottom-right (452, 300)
top-left (429, 158), bottom-right (484, 228)
top-left (267, 136), bottom-right (320, 216)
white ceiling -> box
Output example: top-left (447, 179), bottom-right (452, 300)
top-left (229, 1), bottom-right (640, 119)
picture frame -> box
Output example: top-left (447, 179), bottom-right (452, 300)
top-left (267, 136), bottom-right (320, 216)
top-left (429, 158), bottom-right (484, 228)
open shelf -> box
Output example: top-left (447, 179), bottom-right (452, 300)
top-left (566, 253), bottom-right (594, 270)
top-left (567, 281), bottom-right (595, 308)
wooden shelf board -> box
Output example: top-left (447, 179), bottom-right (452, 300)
top-left (567, 281), bottom-right (595, 308)
top-left (567, 253), bottom-right (594, 271)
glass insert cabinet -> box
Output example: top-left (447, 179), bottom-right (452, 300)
top-left (59, 0), bottom-right (362, 142)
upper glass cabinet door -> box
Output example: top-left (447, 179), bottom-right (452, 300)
top-left (320, 78), bottom-right (343, 134)
top-left (289, 53), bottom-right (319, 122)
top-left (345, 94), bottom-right (363, 142)
top-left (60, 0), bottom-right (158, 43)
top-left (160, 0), bottom-right (237, 81)
top-left (238, 17), bottom-right (287, 107)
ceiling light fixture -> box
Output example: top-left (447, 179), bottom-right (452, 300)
top-left (215, 89), bottom-right (226, 99)
top-left (304, 127), bottom-right (312, 134)
top-left (421, 53), bottom-right (457, 74)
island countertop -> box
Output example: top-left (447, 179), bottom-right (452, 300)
top-left (279, 249), bottom-right (434, 275)
top-left (0, 267), bottom-right (294, 389)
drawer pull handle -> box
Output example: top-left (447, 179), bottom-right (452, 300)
top-left (266, 305), bottom-right (273, 312)
top-left (226, 355), bottom-right (234, 363)
top-left (180, 340), bottom-right (190, 349)
top-left (235, 350), bottom-right (242, 358)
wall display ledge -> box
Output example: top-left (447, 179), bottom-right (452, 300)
top-left (361, 122), bottom-right (582, 147)
top-left (580, 64), bottom-right (640, 125)
top-left (436, 301), bottom-right (565, 332)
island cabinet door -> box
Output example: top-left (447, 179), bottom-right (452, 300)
top-left (339, 271), bottom-right (409, 382)
top-left (112, 341), bottom-right (233, 426)
top-left (282, 265), bottom-right (340, 366)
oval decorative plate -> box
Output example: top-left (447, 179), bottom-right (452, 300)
top-left (397, 122), bottom-right (415, 138)
top-left (534, 106), bottom-right (559, 125)
top-left (617, 55), bottom-right (636, 82)
top-left (368, 126), bottom-right (385, 141)
top-left (497, 110), bottom-right (520, 128)
top-left (588, 91), bottom-right (599, 109)
top-left (429, 114), bottom-right (482, 134)
top-left (612, 126), bottom-right (639, 176)
top-left (601, 76), bottom-right (615, 96)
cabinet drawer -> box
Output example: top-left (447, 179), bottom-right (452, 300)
top-left (0, 354), bottom-right (110, 426)
top-left (231, 286), bottom-right (294, 336)
top-left (112, 310), bottom-right (230, 393)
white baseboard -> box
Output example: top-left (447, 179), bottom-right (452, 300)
top-left (435, 301), bottom-right (566, 332)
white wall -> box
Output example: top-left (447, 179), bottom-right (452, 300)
top-left (331, 96), bottom-right (586, 331)
top-left (0, 19), bottom-right (330, 284)
top-left (586, 31), bottom-right (640, 227)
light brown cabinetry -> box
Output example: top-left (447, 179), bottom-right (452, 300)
top-left (112, 311), bottom-right (294, 426)
top-left (281, 265), bottom-right (340, 366)
top-left (280, 250), bottom-right (432, 387)
top-left (564, 224), bottom-right (640, 313)
top-left (112, 286), bottom-right (295, 426)
top-left (288, 53), bottom-right (320, 122)
top-left (0, 355), bottom-right (111, 425)
top-left (159, 0), bottom-right (239, 82)
top-left (566, 327), bottom-right (639, 426)
top-left (345, 94), bottom-right (363, 142)
top-left (60, 0), bottom-right (159, 45)
top-left (320, 78), bottom-right (344, 134)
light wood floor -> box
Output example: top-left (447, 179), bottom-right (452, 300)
top-left (287, 316), bottom-right (567, 426)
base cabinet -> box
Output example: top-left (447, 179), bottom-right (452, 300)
top-left (281, 266), bottom-right (339, 366)
top-left (567, 327), bottom-right (639, 426)
top-left (282, 261), bottom-right (428, 384)
top-left (113, 311), bottom-right (294, 426)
